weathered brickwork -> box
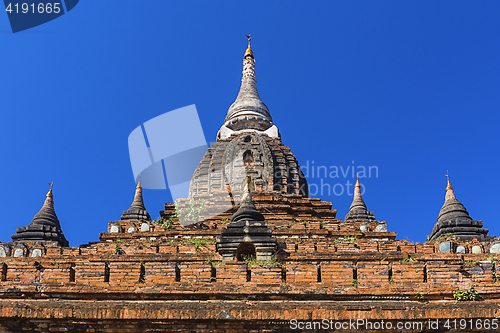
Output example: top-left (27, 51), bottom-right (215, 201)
top-left (251, 265), bottom-right (282, 284)
top-left (215, 262), bottom-right (247, 283)
top-left (320, 261), bottom-right (354, 285)
top-left (179, 262), bottom-right (212, 283)
top-left (286, 262), bottom-right (317, 284)
top-left (391, 262), bottom-right (425, 283)
top-left (2, 193), bottom-right (500, 332)
top-left (75, 261), bottom-right (106, 285)
top-left (426, 261), bottom-right (462, 283)
top-left (462, 261), bottom-right (493, 283)
top-left (109, 261), bottom-right (142, 286)
top-left (144, 262), bottom-right (177, 284)
top-left (357, 261), bottom-right (390, 284)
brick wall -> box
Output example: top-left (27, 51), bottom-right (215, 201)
top-left (178, 262), bottom-right (211, 283)
top-left (320, 261), bottom-right (353, 285)
top-left (145, 262), bottom-right (177, 284)
top-left (357, 261), bottom-right (390, 284)
top-left (286, 262), bottom-right (317, 284)
top-left (250, 265), bottom-right (282, 283)
top-left (391, 261), bottom-right (424, 283)
top-left (426, 261), bottom-right (461, 283)
top-left (215, 262), bottom-right (247, 283)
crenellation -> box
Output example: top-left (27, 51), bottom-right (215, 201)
top-left (391, 261), bottom-right (425, 283)
top-left (178, 262), bottom-right (212, 283)
top-left (426, 261), bottom-right (462, 284)
top-left (215, 262), bottom-right (247, 283)
top-left (357, 261), bottom-right (390, 284)
top-left (250, 264), bottom-right (282, 284)
top-left (286, 262), bottom-right (318, 284)
top-left (320, 261), bottom-right (354, 285)
top-left (144, 262), bottom-right (177, 284)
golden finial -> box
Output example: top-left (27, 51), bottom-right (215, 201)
top-left (445, 171), bottom-right (453, 191)
top-left (47, 181), bottom-right (53, 197)
top-left (244, 175), bottom-right (251, 192)
top-left (137, 174), bottom-right (142, 188)
top-left (244, 34), bottom-right (253, 57)
top-left (243, 175), bottom-right (255, 192)
top-left (355, 172), bottom-right (360, 187)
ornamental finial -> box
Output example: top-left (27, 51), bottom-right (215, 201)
top-left (244, 175), bottom-right (252, 192)
top-left (137, 173), bottom-right (142, 188)
top-left (355, 172), bottom-right (360, 187)
top-left (244, 34), bottom-right (253, 57)
top-left (445, 171), bottom-right (453, 191)
top-left (47, 181), bottom-right (54, 197)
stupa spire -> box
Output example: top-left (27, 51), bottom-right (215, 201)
top-left (344, 174), bottom-right (376, 223)
top-left (230, 176), bottom-right (264, 222)
top-left (42, 181), bottom-right (54, 208)
top-left (120, 175), bottom-right (151, 222)
top-left (445, 173), bottom-right (453, 191)
top-left (47, 181), bottom-right (53, 197)
top-left (353, 174), bottom-right (362, 199)
top-left (244, 34), bottom-right (253, 57)
top-left (444, 172), bottom-right (456, 201)
top-left (217, 35), bottom-right (279, 140)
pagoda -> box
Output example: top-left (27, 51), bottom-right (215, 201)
top-left (0, 37), bottom-right (499, 332)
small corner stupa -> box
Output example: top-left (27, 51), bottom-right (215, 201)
top-left (344, 174), bottom-right (377, 223)
top-left (120, 177), bottom-right (150, 222)
top-left (344, 174), bottom-right (387, 232)
top-left (216, 176), bottom-right (277, 261)
top-left (11, 182), bottom-right (69, 247)
top-left (427, 174), bottom-right (488, 242)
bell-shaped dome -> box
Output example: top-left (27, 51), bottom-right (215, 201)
top-left (189, 132), bottom-right (308, 198)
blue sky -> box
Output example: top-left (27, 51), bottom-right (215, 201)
top-left (1, 1), bottom-right (499, 246)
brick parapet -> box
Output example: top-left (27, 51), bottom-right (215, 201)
top-left (0, 254), bottom-right (498, 300)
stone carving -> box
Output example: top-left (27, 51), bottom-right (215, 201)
top-left (439, 241), bottom-right (451, 253)
top-left (472, 245), bottom-right (482, 254)
top-left (13, 248), bottom-right (24, 258)
top-left (109, 225), bottom-right (120, 233)
top-left (375, 222), bottom-right (387, 232)
top-left (0, 245), bottom-right (11, 258)
top-left (490, 243), bottom-right (500, 253)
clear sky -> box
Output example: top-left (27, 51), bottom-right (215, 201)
top-left (1, 1), bottom-right (499, 246)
